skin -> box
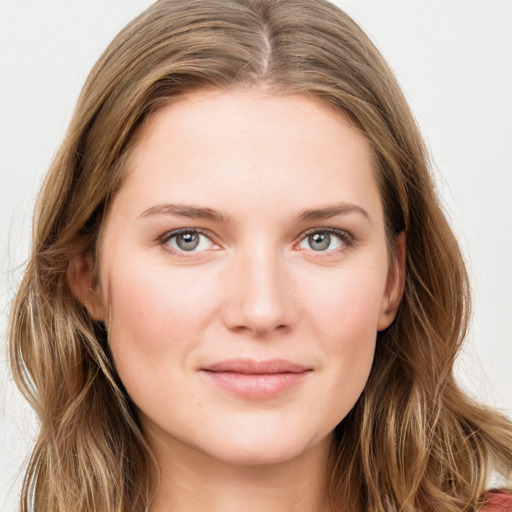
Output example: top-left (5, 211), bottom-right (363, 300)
top-left (72, 88), bottom-right (405, 512)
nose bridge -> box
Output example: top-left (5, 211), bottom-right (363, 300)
top-left (222, 240), bottom-right (296, 336)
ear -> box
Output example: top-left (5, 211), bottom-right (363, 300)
top-left (67, 252), bottom-right (106, 322)
top-left (377, 231), bottom-right (406, 331)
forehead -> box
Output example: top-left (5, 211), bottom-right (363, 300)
top-left (117, 88), bottom-right (382, 223)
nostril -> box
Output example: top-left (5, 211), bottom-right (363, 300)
top-left (219, 265), bottom-right (298, 335)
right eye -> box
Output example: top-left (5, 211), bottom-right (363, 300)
top-left (162, 229), bottom-right (217, 253)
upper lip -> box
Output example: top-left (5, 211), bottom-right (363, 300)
top-left (201, 358), bottom-right (311, 374)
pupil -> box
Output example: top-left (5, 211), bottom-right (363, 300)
top-left (309, 232), bottom-right (330, 251)
top-left (177, 232), bottom-right (199, 250)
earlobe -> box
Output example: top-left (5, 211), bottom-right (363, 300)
top-left (67, 252), bottom-right (106, 322)
top-left (377, 231), bottom-right (406, 331)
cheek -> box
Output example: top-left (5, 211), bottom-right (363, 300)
top-left (299, 261), bottom-right (387, 412)
top-left (102, 258), bottom-right (219, 382)
top-left (301, 258), bottom-right (388, 339)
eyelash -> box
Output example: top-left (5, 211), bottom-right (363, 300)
top-left (159, 227), bottom-right (356, 257)
top-left (300, 227), bottom-right (356, 254)
top-left (159, 228), bottom-right (217, 257)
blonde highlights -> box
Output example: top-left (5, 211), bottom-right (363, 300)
top-left (9, 1), bottom-right (512, 511)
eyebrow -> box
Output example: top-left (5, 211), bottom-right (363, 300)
top-left (297, 203), bottom-right (371, 223)
top-left (138, 202), bottom-right (370, 223)
top-left (139, 203), bottom-right (228, 222)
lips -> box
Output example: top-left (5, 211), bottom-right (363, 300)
top-left (203, 358), bottom-right (310, 374)
top-left (200, 358), bottom-right (312, 399)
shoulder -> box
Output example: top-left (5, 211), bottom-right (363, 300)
top-left (483, 491), bottom-right (512, 512)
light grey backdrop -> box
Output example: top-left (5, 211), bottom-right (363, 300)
top-left (1, 0), bottom-right (511, 508)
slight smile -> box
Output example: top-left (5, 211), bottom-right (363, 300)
top-left (200, 359), bottom-right (313, 399)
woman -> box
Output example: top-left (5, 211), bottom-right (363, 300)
top-left (8, 0), bottom-right (512, 511)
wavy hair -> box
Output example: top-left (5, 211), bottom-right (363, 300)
top-left (9, 1), bottom-right (512, 511)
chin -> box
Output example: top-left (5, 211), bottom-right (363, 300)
top-left (198, 428), bottom-right (333, 468)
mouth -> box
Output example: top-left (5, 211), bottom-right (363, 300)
top-left (200, 358), bottom-right (313, 399)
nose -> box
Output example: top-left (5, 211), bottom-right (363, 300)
top-left (220, 245), bottom-right (298, 337)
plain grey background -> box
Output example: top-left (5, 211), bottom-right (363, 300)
top-left (1, 0), bottom-right (511, 508)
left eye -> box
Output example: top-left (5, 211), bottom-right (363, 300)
top-left (164, 230), bottom-right (215, 252)
top-left (297, 230), bottom-right (345, 252)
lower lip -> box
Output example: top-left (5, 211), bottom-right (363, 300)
top-left (200, 371), bottom-right (311, 399)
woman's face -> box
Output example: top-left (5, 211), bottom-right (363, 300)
top-left (86, 88), bottom-right (403, 467)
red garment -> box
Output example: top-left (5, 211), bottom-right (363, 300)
top-left (484, 491), bottom-right (512, 512)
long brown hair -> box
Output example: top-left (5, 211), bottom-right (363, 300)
top-left (9, 1), bottom-right (512, 511)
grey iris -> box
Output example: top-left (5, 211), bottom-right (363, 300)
top-left (177, 232), bottom-right (200, 251)
top-left (308, 232), bottom-right (330, 251)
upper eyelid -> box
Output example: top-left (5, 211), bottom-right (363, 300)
top-left (300, 226), bottom-right (351, 237)
top-left (160, 227), bottom-right (214, 242)
top-left (296, 227), bottom-right (354, 244)
top-left (160, 226), bottom-right (352, 240)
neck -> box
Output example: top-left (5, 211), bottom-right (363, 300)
top-left (147, 429), bottom-right (333, 512)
